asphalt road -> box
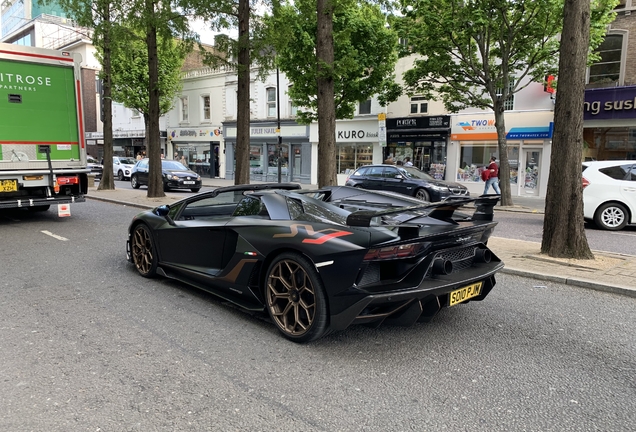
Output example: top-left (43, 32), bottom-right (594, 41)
top-left (1, 200), bottom-right (635, 431)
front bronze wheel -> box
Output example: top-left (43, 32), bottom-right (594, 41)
top-left (131, 224), bottom-right (158, 277)
top-left (265, 253), bottom-right (328, 342)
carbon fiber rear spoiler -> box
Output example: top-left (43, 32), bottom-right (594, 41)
top-left (345, 195), bottom-right (500, 227)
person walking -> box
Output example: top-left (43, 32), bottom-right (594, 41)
top-left (384, 155), bottom-right (395, 165)
top-left (403, 157), bottom-right (413, 167)
top-left (483, 156), bottom-right (501, 195)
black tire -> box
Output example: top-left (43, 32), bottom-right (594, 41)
top-left (28, 205), bottom-right (50, 212)
top-left (131, 175), bottom-right (140, 189)
top-left (191, 188), bottom-right (201, 193)
top-left (117, 170), bottom-right (125, 181)
top-left (265, 252), bottom-right (328, 342)
top-left (594, 202), bottom-right (629, 231)
top-left (130, 224), bottom-right (158, 277)
top-left (415, 188), bottom-right (430, 202)
top-left (163, 182), bottom-right (170, 192)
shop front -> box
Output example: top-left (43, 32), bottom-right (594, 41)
top-left (223, 121), bottom-right (311, 184)
top-left (450, 111), bottom-right (554, 197)
top-left (309, 119), bottom-right (381, 185)
top-left (386, 116), bottom-right (451, 180)
top-left (167, 127), bottom-right (223, 178)
top-left (85, 130), bottom-right (166, 162)
top-left (583, 86), bottom-right (636, 161)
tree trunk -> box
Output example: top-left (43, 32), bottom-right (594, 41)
top-left (541, 0), bottom-right (593, 259)
top-left (493, 100), bottom-right (512, 205)
top-left (146, 9), bottom-right (165, 198)
top-left (234, 0), bottom-right (251, 185)
top-left (316, 0), bottom-right (337, 187)
top-left (97, 5), bottom-right (114, 191)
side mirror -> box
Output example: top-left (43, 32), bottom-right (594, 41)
top-left (395, 174), bottom-right (404, 180)
top-left (156, 205), bottom-right (170, 216)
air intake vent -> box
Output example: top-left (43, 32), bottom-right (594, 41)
top-left (8, 94), bottom-right (22, 103)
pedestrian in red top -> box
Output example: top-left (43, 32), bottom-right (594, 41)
top-left (483, 156), bottom-right (501, 195)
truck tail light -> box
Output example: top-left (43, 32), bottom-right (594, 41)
top-left (57, 176), bottom-right (79, 185)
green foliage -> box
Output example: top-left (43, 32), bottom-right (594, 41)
top-left (102, 30), bottom-right (187, 116)
top-left (264, 0), bottom-right (402, 123)
top-left (392, 0), bottom-right (617, 112)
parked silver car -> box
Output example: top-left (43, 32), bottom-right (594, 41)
top-left (113, 156), bottom-right (137, 181)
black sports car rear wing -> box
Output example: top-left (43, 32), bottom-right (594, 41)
top-left (345, 195), bottom-right (500, 228)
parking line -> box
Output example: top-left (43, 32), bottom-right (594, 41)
top-left (41, 230), bottom-right (68, 241)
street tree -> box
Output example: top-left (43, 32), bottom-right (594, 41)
top-left (40, 0), bottom-right (130, 191)
top-left (124, 0), bottom-right (193, 197)
top-left (541, 0), bottom-right (615, 258)
top-left (107, 30), bottom-right (186, 152)
top-left (392, 0), bottom-right (615, 207)
top-left (183, 0), bottom-right (276, 185)
top-left (265, 0), bottom-right (402, 187)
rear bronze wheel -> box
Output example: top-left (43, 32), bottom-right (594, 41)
top-left (265, 252), bottom-right (328, 342)
top-left (131, 224), bottom-right (158, 277)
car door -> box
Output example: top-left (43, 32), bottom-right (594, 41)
top-left (112, 158), bottom-right (120, 176)
top-left (154, 192), bottom-right (241, 277)
top-left (382, 166), bottom-right (417, 196)
top-left (136, 159), bottom-right (150, 185)
top-left (360, 166), bottom-right (386, 191)
top-left (620, 164), bottom-right (636, 223)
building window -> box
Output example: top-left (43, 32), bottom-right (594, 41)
top-left (131, 109), bottom-right (141, 118)
top-left (359, 99), bottom-right (371, 115)
top-left (202, 95), bottom-right (211, 121)
top-left (495, 80), bottom-right (515, 111)
top-left (410, 97), bottom-right (428, 114)
top-left (337, 143), bottom-right (373, 174)
top-left (266, 87), bottom-right (277, 117)
top-left (588, 34), bottom-right (623, 86)
top-left (180, 96), bottom-right (189, 122)
top-left (288, 86), bottom-right (297, 117)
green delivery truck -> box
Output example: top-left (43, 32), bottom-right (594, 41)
top-left (0, 42), bottom-right (89, 214)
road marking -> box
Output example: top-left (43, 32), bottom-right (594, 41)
top-left (41, 230), bottom-right (68, 241)
top-left (610, 232), bottom-right (636, 237)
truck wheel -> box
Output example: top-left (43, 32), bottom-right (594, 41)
top-left (117, 170), bottom-right (125, 181)
top-left (131, 175), bottom-right (140, 189)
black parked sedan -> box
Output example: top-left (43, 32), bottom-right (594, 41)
top-left (127, 183), bottom-right (503, 342)
top-left (345, 164), bottom-right (469, 202)
top-left (131, 158), bottom-right (201, 192)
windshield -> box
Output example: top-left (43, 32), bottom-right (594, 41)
top-left (162, 161), bottom-right (189, 170)
top-left (397, 166), bottom-right (435, 180)
top-left (119, 158), bottom-right (136, 165)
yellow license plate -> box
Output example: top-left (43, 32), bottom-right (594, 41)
top-left (449, 282), bottom-right (483, 306)
top-left (0, 179), bottom-right (18, 192)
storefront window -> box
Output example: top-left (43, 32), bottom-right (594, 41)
top-left (250, 145), bottom-right (263, 175)
top-left (337, 143), bottom-right (373, 174)
top-left (583, 127), bottom-right (636, 160)
top-left (267, 144), bottom-right (289, 176)
top-left (458, 143), bottom-right (519, 183)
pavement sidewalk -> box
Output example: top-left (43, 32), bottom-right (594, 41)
top-left (86, 178), bottom-right (636, 298)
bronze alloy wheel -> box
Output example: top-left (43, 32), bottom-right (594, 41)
top-left (265, 253), bottom-right (328, 342)
top-left (131, 224), bottom-right (157, 277)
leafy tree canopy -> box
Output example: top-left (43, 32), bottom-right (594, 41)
top-left (264, 0), bottom-right (402, 123)
top-left (101, 29), bottom-right (188, 116)
top-left (391, 0), bottom-right (617, 111)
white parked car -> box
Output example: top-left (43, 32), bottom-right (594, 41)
top-left (582, 160), bottom-right (636, 230)
top-left (113, 156), bottom-right (137, 181)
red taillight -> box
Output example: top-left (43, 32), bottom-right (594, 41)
top-left (582, 177), bottom-right (590, 189)
top-left (57, 176), bottom-right (79, 185)
top-left (363, 243), bottom-right (424, 261)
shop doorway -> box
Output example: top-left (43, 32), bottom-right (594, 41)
top-left (523, 150), bottom-right (541, 195)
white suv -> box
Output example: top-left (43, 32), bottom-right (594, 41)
top-left (113, 156), bottom-right (137, 181)
top-left (582, 160), bottom-right (636, 230)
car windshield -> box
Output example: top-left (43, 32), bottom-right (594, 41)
top-left (397, 166), bottom-right (435, 180)
top-left (119, 158), bottom-right (136, 164)
top-left (162, 161), bottom-right (189, 170)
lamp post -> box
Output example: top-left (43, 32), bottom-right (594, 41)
top-left (276, 67), bottom-right (282, 183)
